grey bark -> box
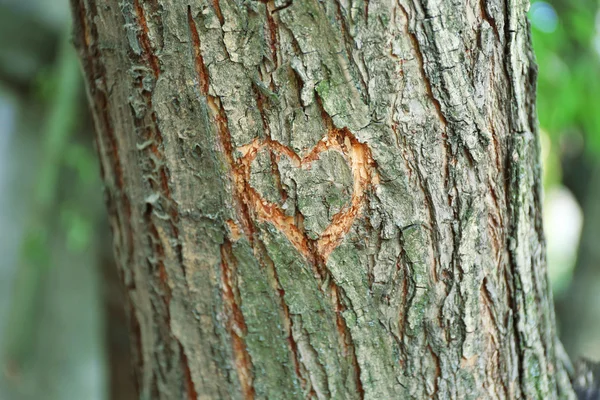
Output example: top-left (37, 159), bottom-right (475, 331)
top-left (70, 0), bottom-right (574, 398)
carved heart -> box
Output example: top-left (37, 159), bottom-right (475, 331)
top-left (229, 128), bottom-right (375, 262)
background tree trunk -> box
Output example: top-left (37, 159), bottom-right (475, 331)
top-left (557, 152), bottom-right (600, 359)
top-left (70, 0), bottom-right (574, 398)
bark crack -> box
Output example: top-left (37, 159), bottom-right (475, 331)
top-left (133, 0), bottom-right (160, 78)
top-left (220, 241), bottom-right (256, 400)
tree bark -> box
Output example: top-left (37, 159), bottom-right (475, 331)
top-left (70, 0), bottom-right (574, 398)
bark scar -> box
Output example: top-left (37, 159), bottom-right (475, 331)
top-left (235, 127), bottom-right (376, 262)
top-left (186, 4), bottom-right (376, 262)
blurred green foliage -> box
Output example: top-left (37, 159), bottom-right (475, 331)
top-left (530, 0), bottom-right (600, 153)
top-left (530, 2), bottom-right (600, 345)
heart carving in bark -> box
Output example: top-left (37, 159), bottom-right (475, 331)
top-left (228, 127), bottom-right (376, 262)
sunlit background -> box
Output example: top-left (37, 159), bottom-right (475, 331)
top-left (0, 0), bottom-right (598, 398)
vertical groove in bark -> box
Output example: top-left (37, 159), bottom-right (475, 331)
top-left (71, 0), bottom-right (575, 398)
top-left (220, 241), bottom-right (256, 399)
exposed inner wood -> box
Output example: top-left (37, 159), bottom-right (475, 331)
top-left (234, 127), bottom-right (376, 261)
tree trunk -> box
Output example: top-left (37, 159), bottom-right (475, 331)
top-left (70, 0), bottom-right (574, 398)
top-left (557, 156), bottom-right (600, 360)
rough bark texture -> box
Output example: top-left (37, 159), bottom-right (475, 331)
top-left (70, 0), bottom-right (574, 398)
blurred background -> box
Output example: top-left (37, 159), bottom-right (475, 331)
top-left (0, 0), bottom-right (597, 398)
top-left (0, 0), bottom-right (134, 399)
